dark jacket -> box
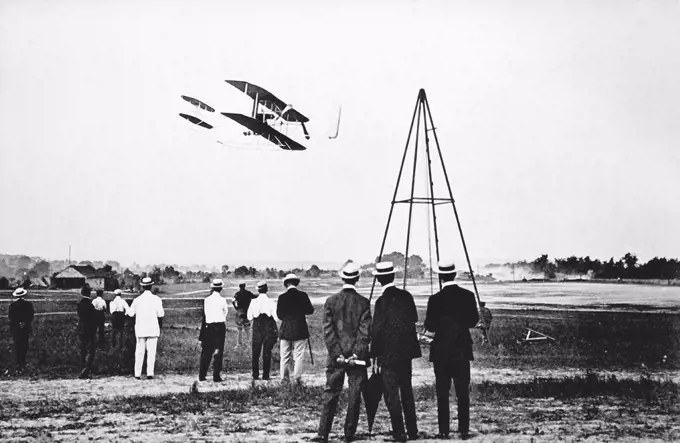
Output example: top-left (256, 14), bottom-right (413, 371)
top-left (424, 283), bottom-right (479, 362)
top-left (233, 289), bottom-right (255, 317)
top-left (276, 287), bottom-right (314, 341)
top-left (77, 297), bottom-right (97, 334)
top-left (323, 287), bottom-right (372, 365)
top-left (8, 298), bottom-right (35, 335)
top-left (370, 285), bottom-right (421, 366)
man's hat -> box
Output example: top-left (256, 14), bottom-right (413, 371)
top-left (141, 277), bottom-right (154, 286)
top-left (283, 273), bottom-right (300, 285)
top-left (238, 280), bottom-right (246, 287)
top-left (434, 261), bottom-right (457, 274)
top-left (372, 261), bottom-right (396, 276)
top-left (340, 263), bottom-right (360, 280)
top-left (13, 288), bottom-right (27, 297)
top-left (114, 289), bottom-right (122, 295)
top-left (211, 279), bottom-right (224, 289)
top-left (257, 280), bottom-right (267, 289)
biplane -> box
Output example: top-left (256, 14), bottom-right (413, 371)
top-left (178, 80), bottom-right (340, 151)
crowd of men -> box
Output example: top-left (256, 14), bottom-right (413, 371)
top-left (7, 260), bottom-right (488, 441)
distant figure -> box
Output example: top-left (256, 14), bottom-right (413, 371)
top-left (371, 261), bottom-right (421, 442)
top-left (313, 263), bottom-right (371, 443)
top-left (424, 261), bottom-right (479, 440)
top-left (77, 287), bottom-right (98, 378)
top-left (92, 289), bottom-right (107, 346)
top-left (247, 280), bottom-right (279, 380)
top-left (277, 273), bottom-right (314, 384)
top-left (109, 289), bottom-right (130, 349)
top-left (476, 302), bottom-right (493, 344)
top-left (8, 287), bottom-right (35, 370)
top-left (127, 277), bottom-right (165, 379)
top-left (232, 281), bottom-right (255, 349)
top-left (199, 279), bottom-right (228, 382)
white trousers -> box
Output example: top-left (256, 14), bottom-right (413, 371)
top-left (135, 337), bottom-right (158, 377)
top-left (280, 339), bottom-right (307, 381)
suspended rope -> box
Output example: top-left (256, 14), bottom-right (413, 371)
top-left (423, 124), bottom-right (434, 296)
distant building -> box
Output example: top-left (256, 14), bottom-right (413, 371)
top-left (52, 265), bottom-right (114, 290)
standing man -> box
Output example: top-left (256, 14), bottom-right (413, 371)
top-left (276, 273), bottom-right (314, 384)
top-left (199, 279), bottom-right (229, 382)
top-left (92, 289), bottom-right (107, 346)
top-left (110, 289), bottom-right (129, 349)
top-left (77, 287), bottom-right (98, 378)
top-left (476, 301), bottom-right (493, 344)
top-left (127, 277), bottom-right (165, 380)
top-left (371, 261), bottom-right (421, 442)
top-left (313, 263), bottom-right (371, 443)
top-left (8, 287), bottom-right (34, 371)
top-left (232, 281), bottom-right (255, 349)
top-left (247, 280), bottom-right (279, 380)
top-left (424, 261), bottom-right (479, 440)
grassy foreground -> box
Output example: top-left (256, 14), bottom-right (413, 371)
top-left (0, 298), bottom-right (678, 377)
top-left (0, 374), bottom-right (678, 441)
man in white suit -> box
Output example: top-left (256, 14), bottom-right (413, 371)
top-left (127, 277), bottom-right (165, 379)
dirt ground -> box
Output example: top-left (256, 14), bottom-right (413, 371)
top-left (2, 365), bottom-right (679, 442)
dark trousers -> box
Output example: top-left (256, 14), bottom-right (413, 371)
top-left (382, 360), bottom-right (418, 437)
top-left (80, 329), bottom-right (97, 372)
top-left (12, 330), bottom-right (30, 367)
top-left (252, 335), bottom-right (276, 379)
top-left (199, 323), bottom-right (226, 380)
top-left (434, 360), bottom-right (471, 434)
top-left (111, 312), bottom-right (126, 349)
top-left (318, 363), bottom-right (367, 439)
top-left (95, 311), bottom-right (106, 344)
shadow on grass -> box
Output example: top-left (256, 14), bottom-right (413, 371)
top-left (2, 373), bottom-right (678, 422)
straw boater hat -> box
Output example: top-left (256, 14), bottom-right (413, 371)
top-left (340, 263), bottom-right (360, 280)
top-left (257, 280), bottom-right (267, 290)
top-left (283, 273), bottom-right (300, 286)
top-left (372, 261), bottom-right (396, 276)
top-left (13, 288), bottom-right (27, 298)
top-left (434, 261), bottom-right (457, 274)
top-left (113, 289), bottom-right (122, 296)
top-left (211, 278), bottom-right (224, 289)
top-left (238, 280), bottom-right (246, 287)
top-left (141, 277), bottom-right (154, 286)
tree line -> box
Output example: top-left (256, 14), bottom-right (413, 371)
top-left (491, 253), bottom-right (680, 281)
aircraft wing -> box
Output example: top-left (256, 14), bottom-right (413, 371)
top-left (221, 113), bottom-right (307, 151)
top-left (225, 80), bottom-right (310, 123)
top-left (179, 113), bottom-right (213, 129)
top-left (181, 95), bottom-right (215, 112)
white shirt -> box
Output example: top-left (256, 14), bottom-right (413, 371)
top-left (110, 296), bottom-right (129, 314)
top-left (128, 290), bottom-right (165, 338)
top-left (247, 293), bottom-right (278, 321)
top-left (342, 283), bottom-right (357, 291)
top-left (92, 297), bottom-right (106, 311)
top-left (204, 291), bottom-right (228, 324)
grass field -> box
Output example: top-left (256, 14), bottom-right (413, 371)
top-left (0, 279), bottom-right (679, 441)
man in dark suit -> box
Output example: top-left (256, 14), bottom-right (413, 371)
top-left (232, 281), bottom-right (255, 349)
top-left (276, 273), bottom-right (314, 383)
top-left (77, 287), bottom-right (98, 379)
top-left (424, 261), bottom-right (479, 440)
top-left (313, 263), bottom-right (372, 443)
top-left (8, 287), bottom-right (35, 370)
top-left (371, 261), bottom-right (421, 442)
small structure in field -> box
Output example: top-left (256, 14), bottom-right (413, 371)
top-left (52, 265), bottom-right (114, 290)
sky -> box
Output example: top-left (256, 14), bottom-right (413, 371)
top-left (1, 0), bottom-right (679, 270)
